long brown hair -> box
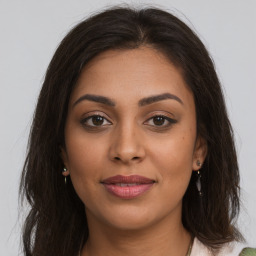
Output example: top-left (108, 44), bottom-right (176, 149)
top-left (20, 6), bottom-right (243, 256)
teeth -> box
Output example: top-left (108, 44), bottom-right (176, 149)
top-left (116, 183), bottom-right (140, 187)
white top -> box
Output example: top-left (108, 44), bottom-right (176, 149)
top-left (191, 237), bottom-right (246, 256)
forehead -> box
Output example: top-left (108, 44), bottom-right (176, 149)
top-left (71, 46), bottom-right (193, 107)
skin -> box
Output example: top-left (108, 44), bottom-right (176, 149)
top-left (62, 46), bottom-right (207, 256)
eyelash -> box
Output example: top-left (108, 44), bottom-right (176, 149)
top-left (80, 114), bottom-right (177, 129)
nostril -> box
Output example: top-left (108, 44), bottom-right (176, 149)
top-left (113, 156), bottom-right (140, 161)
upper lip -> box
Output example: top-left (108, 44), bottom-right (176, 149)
top-left (101, 175), bottom-right (155, 184)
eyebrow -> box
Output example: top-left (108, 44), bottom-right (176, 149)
top-left (138, 92), bottom-right (183, 106)
top-left (73, 94), bottom-right (115, 108)
top-left (72, 92), bottom-right (183, 108)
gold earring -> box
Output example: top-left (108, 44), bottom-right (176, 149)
top-left (62, 167), bottom-right (68, 184)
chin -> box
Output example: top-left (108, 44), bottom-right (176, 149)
top-left (97, 205), bottom-right (162, 231)
top-left (107, 217), bottom-right (155, 231)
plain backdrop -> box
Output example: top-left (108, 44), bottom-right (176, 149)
top-left (0, 0), bottom-right (255, 254)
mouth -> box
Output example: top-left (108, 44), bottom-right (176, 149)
top-left (101, 175), bottom-right (155, 199)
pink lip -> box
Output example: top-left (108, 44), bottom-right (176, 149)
top-left (101, 175), bottom-right (155, 199)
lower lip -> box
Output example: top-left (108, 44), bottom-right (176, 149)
top-left (103, 183), bottom-right (154, 199)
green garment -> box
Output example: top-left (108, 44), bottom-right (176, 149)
top-left (240, 248), bottom-right (256, 256)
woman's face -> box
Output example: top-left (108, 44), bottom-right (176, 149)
top-left (62, 47), bottom-right (206, 231)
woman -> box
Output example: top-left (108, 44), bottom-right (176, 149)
top-left (20, 6), bottom-right (255, 256)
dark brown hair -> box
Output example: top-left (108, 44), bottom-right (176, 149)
top-left (20, 6), bottom-right (243, 256)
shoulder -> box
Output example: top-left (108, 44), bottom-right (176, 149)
top-left (239, 248), bottom-right (256, 256)
top-left (191, 237), bottom-right (256, 256)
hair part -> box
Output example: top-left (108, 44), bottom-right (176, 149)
top-left (20, 6), bottom-right (243, 256)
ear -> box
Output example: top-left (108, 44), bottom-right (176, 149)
top-left (192, 136), bottom-right (208, 171)
top-left (60, 147), bottom-right (70, 176)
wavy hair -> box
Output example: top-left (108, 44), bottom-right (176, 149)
top-left (20, 6), bottom-right (243, 256)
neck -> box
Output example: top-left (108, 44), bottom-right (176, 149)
top-left (81, 211), bottom-right (191, 256)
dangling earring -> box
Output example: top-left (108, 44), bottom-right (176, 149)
top-left (62, 167), bottom-right (68, 184)
top-left (196, 161), bottom-right (203, 196)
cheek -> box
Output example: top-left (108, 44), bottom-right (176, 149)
top-left (64, 130), bottom-right (107, 196)
top-left (149, 127), bottom-right (196, 188)
top-left (67, 141), bottom-right (97, 172)
top-left (148, 135), bottom-right (195, 213)
top-left (153, 129), bottom-right (195, 165)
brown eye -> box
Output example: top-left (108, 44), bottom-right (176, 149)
top-left (153, 116), bottom-right (165, 126)
top-left (81, 115), bottom-right (111, 127)
top-left (92, 116), bottom-right (104, 126)
top-left (144, 115), bottom-right (177, 128)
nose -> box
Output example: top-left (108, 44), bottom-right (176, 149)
top-left (108, 123), bottom-right (146, 165)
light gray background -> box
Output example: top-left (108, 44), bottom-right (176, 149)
top-left (0, 0), bottom-right (255, 254)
